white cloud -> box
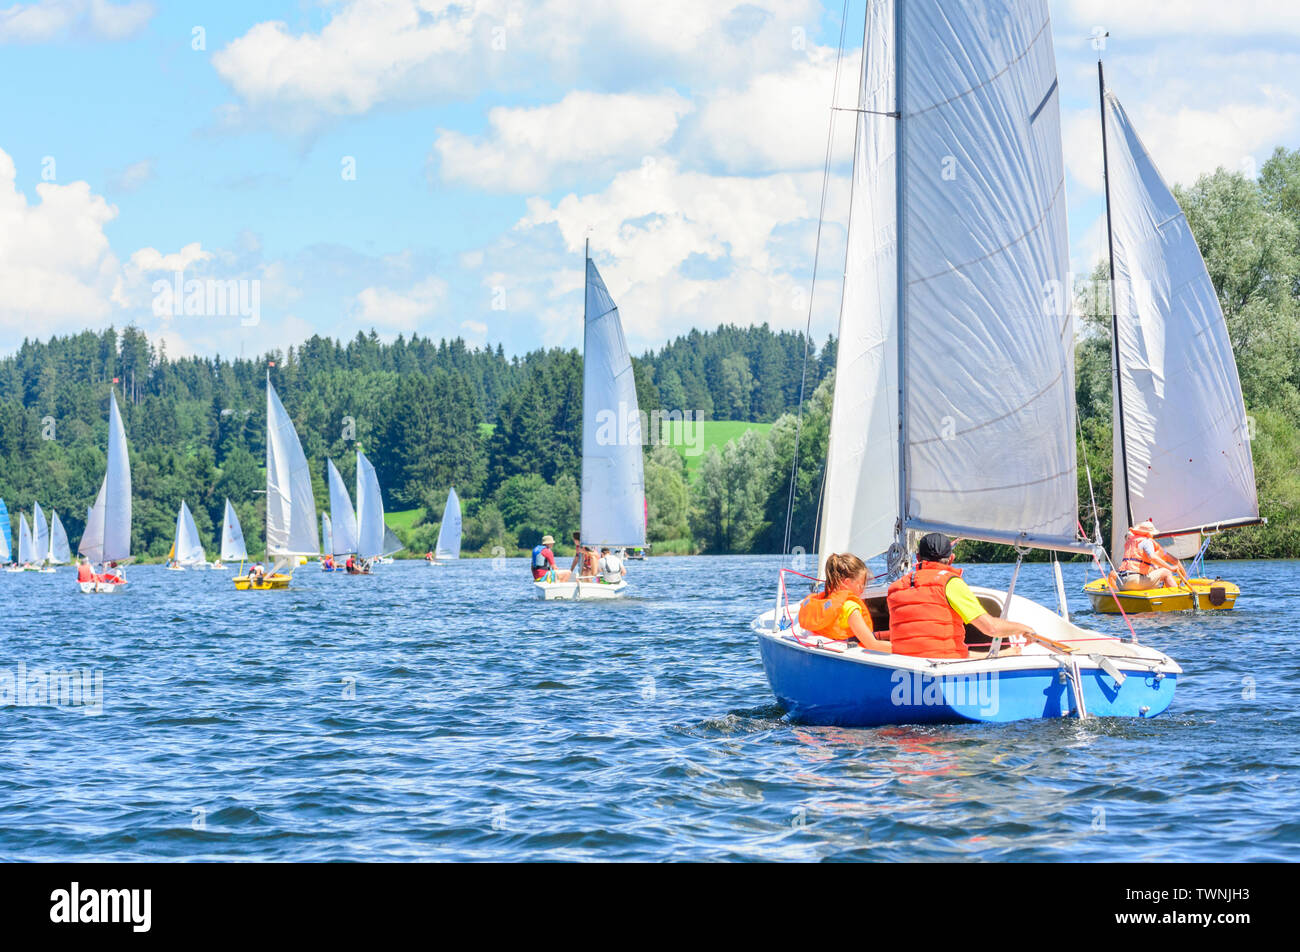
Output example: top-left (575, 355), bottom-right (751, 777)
top-left (127, 241), bottom-right (211, 274)
top-left (353, 276), bottom-right (449, 331)
top-left (0, 0), bottom-right (154, 43)
top-left (108, 158), bottom-right (154, 193)
top-left (1059, 0), bottom-right (1300, 37)
top-left (434, 90), bottom-right (691, 192)
top-left (0, 147), bottom-right (120, 331)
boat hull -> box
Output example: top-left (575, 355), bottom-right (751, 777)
top-left (751, 588), bottom-right (1181, 727)
top-left (534, 579), bottom-right (627, 600)
top-left (1083, 576), bottom-right (1239, 613)
top-left (233, 573), bottom-right (291, 591)
top-left (78, 580), bottom-right (127, 594)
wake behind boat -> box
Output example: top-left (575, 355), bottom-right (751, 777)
top-left (753, 0), bottom-right (1180, 725)
top-left (534, 243), bottom-right (646, 601)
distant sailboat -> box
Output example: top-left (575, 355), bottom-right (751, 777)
top-left (1082, 64), bottom-right (1263, 613)
top-left (535, 243), bottom-right (646, 600)
top-left (326, 457), bottom-right (360, 570)
top-left (32, 502), bottom-right (53, 570)
top-left (47, 512), bottom-right (70, 567)
top-left (169, 501), bottom-right (208, 570)
top-left (14, 514), bottom-right (34, 570)
top-left (430, 487), bottom-right (461, 564)
top-left (355, 450), bottom-right (402, 569)
top-left (220, 498), bottom-right (248, 569)
top-left (750, 0), bottom-right (1180, 724)
top-left (78, 390), bottom-right (132, 593)
top-left (234, 374), bottom-right (319, 590)
top-left (0, 498), bottom-right (11, 565)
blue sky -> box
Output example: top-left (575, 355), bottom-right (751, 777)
top-left (1, 0), bottom-right (1296, 359)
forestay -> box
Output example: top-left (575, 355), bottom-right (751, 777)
top-left (897, 0), bottom-right (1078, 550)
top-left (327, 459), bottom-right (359, 556)
top-left (1103, 90), bottom-right (1259, 556)
top-left (265, 381), bottom-right (319, 559)
top-left (435, 487), bottom-right (462, 560)
top-left (221, 498), bottom-right (249, 562)
top-left (581, 256), bottom-right (646, 548)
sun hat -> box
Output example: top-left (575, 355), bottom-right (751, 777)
top-left (541, 534), bottom-right (555, 545)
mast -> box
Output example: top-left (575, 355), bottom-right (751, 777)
top-left (1099, 59), bottom-right (1133, 560)
top-left (893, 0), bottom-right (908, 560)
top-left (582, 237), bottom-right (588, 545)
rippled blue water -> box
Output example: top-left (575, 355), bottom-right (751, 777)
top-left (1, 555), bottom-right (1296, 861)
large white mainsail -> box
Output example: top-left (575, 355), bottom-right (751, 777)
top-left (33, 503), bottom-right (49, 564)
top-left (326, 458), bottom-right (360, 556)
top-left (581, 252), bottom-right (647, 548)
top-left (1101, 84), bottom-right (1260, 560)
top-left (355, 450), bottom-right (386, 559)
top-left (78, 390), bottom-right (132, 565)
top-left (435, 487), bottom-right (462, 560)
top-left (172, 500), bottom-right (207, 565)
top-left (48, 512), bottom-right (70, 564)
top-left (265, 378), bottom-right (320, 563)
top-left (17, 514), bottom-right (34, 564)
top-left (221, 498), bottom-right (249, 562)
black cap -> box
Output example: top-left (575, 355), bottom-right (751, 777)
top-left (917, 532), bottom-right (953, 561)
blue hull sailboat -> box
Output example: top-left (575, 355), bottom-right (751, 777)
top-left (753, 0), bottom-right (1180, 725)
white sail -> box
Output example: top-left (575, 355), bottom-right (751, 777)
top-left (895, 0), bottom-right (1079, 551)
top-left (322, 512), bottom-right (333, 555)
top-left (327, 458), bottom-right (359, 556)
top-left (581, 254), bottom-right (647, 548)
top-left (221, 498), bottom-right (248, 562)
top-left (17, 514), bottom-right (34, 564)
top-left (435, 487), bottom-right (462, 560)
top-left (172, 500), bottom-right (207, 565)
top-left (1103, 89), bottom-right (1259, 557)
top-left (382, 524), bottom-right (404, 558)
top-left (0, 499), bottom-right (10, 562)
top-left (48, 512), bottom-right (70, 564)
top-left (78, 391), bottom-right (132, 564)
top-left (819, 0), bottom-right (899, 571)
top-left (355, 450), bottom-right (386, 559)
top-left (265, 380), bottom-right (320, 558)
top-left (32, 502), bottom-right (49, 564)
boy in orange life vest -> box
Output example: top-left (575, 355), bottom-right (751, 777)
top-left (886, 533), bottom-right (1035, 659)
top-left (797, 553), bottom-right (892, 652)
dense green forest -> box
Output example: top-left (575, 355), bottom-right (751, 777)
top-left (2, 147), bottom-right (1298, 564)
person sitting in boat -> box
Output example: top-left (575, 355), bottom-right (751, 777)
top-left (597, 547), bottom-right (626, 584)
top-left (531, 534), bottom-right (571, 582)
top-left (248, 562), bottom-right (266, 584)
top-left (798, 553), bottom-right (892, 652)
top-left (886, 533), bottom-right (1035, 659)
top-left (424, 551), bottom-right (434, 562)
top-left (345, 554), bottom-right (358, 573)
top-left (1116, 521), bottom-right (1181, 591)
top-left (570, 532), bottom-right (597, 580)
top-left (77, 557), bottom-right (95, 584)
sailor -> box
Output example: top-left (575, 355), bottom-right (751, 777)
top-left (77, 557), bottom-right (94, 583)
top-left (531, 534), bottom-right (571, 582)
top-left (569, 531), bottom-right (597, 580)
top-left (797, 553), bottom-right (891, 652)
top-left (886, 533), bottom-right (1036, 659)
top-left (597, 547), bottom-right (626, 584)
top-left (1117, 521), bottom-right (1181, 590)
top-left (248, 562), bottom-right (266, 584)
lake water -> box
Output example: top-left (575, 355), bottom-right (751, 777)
top-left (1, 555), bottom-right (1296, 861)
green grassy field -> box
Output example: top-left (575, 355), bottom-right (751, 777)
top-left (385, 508), bottom-right (424, 531)
top-left (660, 419), bottom-right (773, 480)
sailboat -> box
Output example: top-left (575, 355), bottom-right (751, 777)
top-left (12, 514), bottom-right (35, 570)
top-left (319, 512), bottom-right (341, 570)
top-left (32, 503), bottom-right (55, 571)
top-left (233, 374), bottom-right (319, 590)
top-left (355, 450), bottom-right (402, 570)
top-left (1081, 63), bottom-right (1262, 614)
top-left (429, 487), bottom-right (461, 565)
top-left (534, 243), bottom-right (646, 600)
top-left (326, 458), bottom-right (359, 571)
top-left (78, 390), bottom-right (132, 593)
top-left (750, 0), bottom-right (1180, 725)
top-left (219, 498), bottom-right (248, 571)
top-left (168, 501), bottom-right (208, 570)
top-left (0, 498), bottom-right (11, 565)
top-left (47, 511), bottom-right (70, 569)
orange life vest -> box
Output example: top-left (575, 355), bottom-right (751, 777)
top-left (77, 563), bottom-right (93, 582)
top-left (1120, 527), bottom-right (1168, 575)
top-left (798, 589), bottom-right (869, 640)
top-left (886, 561), bottom-right (968, 659)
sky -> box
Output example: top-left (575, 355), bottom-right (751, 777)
top-left (0, 0), bottom-right (1296, 360)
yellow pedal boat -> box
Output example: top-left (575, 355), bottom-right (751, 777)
top-left (1083, 576), bottom-right (1239, 613)
top-left (233, 573), bottom-right (292, 591)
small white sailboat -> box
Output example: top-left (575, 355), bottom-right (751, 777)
top-left (535, 243), bottom-right (647, 600)
top-left (32, 502), bottom-right (55, 571)
top-left (428, 487), bottom-right (461, 565)
top-left (234, 374), bottom-right (319, 590)
top-left (1082, 64), bottom-right (1262, 613)
top-left (78, 390), bottom-right (132, 593)
top-left (11, 513), bottom-right (35, 571)
top-left (327, 457), bottom-right (360, 571)
top-left (47, 511), bottom-right (70, 569)
top-left (168, 500), bottom-right (208, 570)
top-left (219, 497), bottom-right (248, 571)
top-left (355, 450), bottom-right (402, 570)
top-left (751, 0), bottom-right (1180, 725)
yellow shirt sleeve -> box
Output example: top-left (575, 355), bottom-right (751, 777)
top-left (838, 600), bottom-right (866, 631)
top-left (944, 576), bottom-right (987, 625)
